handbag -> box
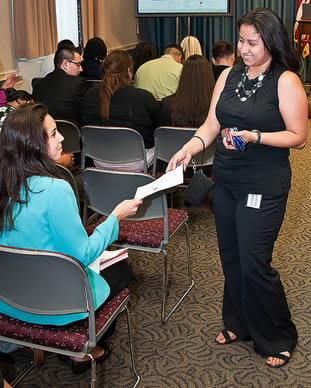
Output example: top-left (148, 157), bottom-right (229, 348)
top-left (183, 135), bottom-right (214, 207)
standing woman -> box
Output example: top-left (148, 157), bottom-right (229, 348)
top-left (0, 103), bottom-right (142, 371)
top-left (167, 8), bottom-right (307, 367)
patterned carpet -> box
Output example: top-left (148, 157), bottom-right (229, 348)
top-left (6, 123), bottom-right (311, 387)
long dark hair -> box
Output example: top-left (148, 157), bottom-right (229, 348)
top-left (99, 50), bottom-right (132, 119)
top-left (170, 54), bottom-right (215, 128)
top-left (0, 103), bottom-right (61, 233)
top-left (238, 8), bottom-right (299, 73)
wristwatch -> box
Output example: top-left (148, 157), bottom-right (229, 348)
top-left (251, 129), bottom-right (261, 144)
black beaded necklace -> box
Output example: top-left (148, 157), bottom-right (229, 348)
top-left (235, 65), bottom-right (268, 102)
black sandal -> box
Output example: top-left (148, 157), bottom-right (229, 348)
top-left (266, 352), bottom-right (291, 368)
top-left (216, 329), bottom-right (238, 345)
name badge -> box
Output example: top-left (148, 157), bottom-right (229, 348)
top-left (246, 194), bottom-right (262, 209)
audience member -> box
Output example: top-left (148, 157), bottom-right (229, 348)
top-left (0, 88), bottom-right (74, 169)
top-left (0, 74), bottom-right (18, 107)
top-left (33, 46), bottom-right (88, 126)
top-left (0, 103), bottom-right (142, 371)
top-left (158, 54), bottom-right (215, 128)
top-left (180, 36), bottom-right (203, 61)
top-left (40, 39), bottom-right (76, 78)
top-left (132, 42), bottom-right (157, 75)
top-left (81, 50), bottom-right (160, 171)
top-left (80, 37), bottom-right (107, 80)
top-left (0, 88), bottom-right (32, 130)
top-left (212, 40), bottom-right (235, 81)
top-left (134, 44), bottom-right (183, 100)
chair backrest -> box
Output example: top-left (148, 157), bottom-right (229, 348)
top-left (55, 164), bottom-right (80, 211)
top-left (0, 245), bottom-right (96, 346)
top-left (85, 79), bottom-right (102, 88)
top-left (152, 126), bottom-right (216, 175)
top-left (55, 120), bottom-right (81, 154)
top-left (81, 126), bottom-right (147, 172)
top-left (83, 168), bottom-right (169, 243)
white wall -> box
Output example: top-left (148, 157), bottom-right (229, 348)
top-left (0, 0), bottom-right (138, 92)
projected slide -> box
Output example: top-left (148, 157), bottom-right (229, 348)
top-left (138, 0), bottom-right (229, 14)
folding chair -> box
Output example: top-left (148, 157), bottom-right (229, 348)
top-left (81, 126), bottom-right (147, 172)
top-left (152, 126), bottom-right (216, 206)
top-left (55, 120), bottom-right (81, 155)
top-left (83, 168), bottom-right (194, 324)
top-left (85, 80), bottom-right (102, 88)
top-left (0, 246), bottom-right (140, 388)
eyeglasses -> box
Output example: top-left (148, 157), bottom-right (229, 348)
top-left (68, 60), bottom-right (82, 67)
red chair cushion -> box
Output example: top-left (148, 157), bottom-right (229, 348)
top-left (86, 209), bottom-right (188, 248)
top-left (0, 288), bottom-right (129, 353)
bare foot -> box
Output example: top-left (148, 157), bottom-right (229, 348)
top-left (216, 330), bottom-right (237, 344)
top-left (266, 351), bottom-right (290, 367)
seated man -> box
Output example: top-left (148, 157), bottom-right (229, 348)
top-left (39, 39), bottom-right (76, 78)
top-left (211, 40), bottom-right (235, 82)
top-left (33, 46), bottom-right (88, 126)
top-left (134, 44), bottom-right (183, 100)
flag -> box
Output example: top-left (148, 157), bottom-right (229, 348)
top-left (294, 0), bottom-right (311, 58)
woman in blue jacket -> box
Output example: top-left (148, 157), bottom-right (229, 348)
top-left (0, 103), bottom-right (142, 372)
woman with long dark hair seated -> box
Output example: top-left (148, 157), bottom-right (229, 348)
top-left (158, 54), bottom-right (215, 128)
top-left (81, 50), bottom-right (160, 171)
top-left (0, 103), bottom-right (142, 372)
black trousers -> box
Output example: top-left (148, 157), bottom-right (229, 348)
top-left (213, 182), bottom-right (298, 356)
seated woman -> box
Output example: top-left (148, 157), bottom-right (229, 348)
top-left (80, 37), bottom-right (107, 80)
top-left (0, 103), bottom-right (142, 372)
top-left (81, 50), bottom-right (160, 171)
top-left (132, 42), bottom-right (157, 75)
top-left (158, 54), bottom-right (215, 128)
top-left (0, 88), bottom-right (33, 129)
top-left (180, 36), bottom-right (202, 61)
top-left (157, 54), bottom-right (215, 174)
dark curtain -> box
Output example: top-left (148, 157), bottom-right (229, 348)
top-left (138, 0), bottom-right (310, 81)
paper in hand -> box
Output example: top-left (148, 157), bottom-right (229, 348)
top-left (134, 164), bottom-right (184, 200)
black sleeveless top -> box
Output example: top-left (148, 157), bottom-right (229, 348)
top-left (214, 62), bottom-right (291, 195)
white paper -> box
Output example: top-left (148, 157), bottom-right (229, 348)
top-left (134, 164), bottom-right (184, 200)
top-left (88, 249), bottom-right (128, 274)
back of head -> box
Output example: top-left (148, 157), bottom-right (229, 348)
top-left (0, 103), bottom-right (59, 232)
top-left (164, 44), bottom-right (184, 62)
top-left (171, 54), bottom-right (215, 127)
top-left (99, 50), bottom-right (133, 119)
top-left (180, 36), bottom-right (202, 61)
top-left (54, 47), bottom-right (79, 68)
top-left (238, 8), bottom-right (299, 73)
top-left (57, 39), bottom-right (75, 50)
top-left (133, 42), bottom-right (157, 72)
top-left (5, 88), bottom-right (32, 103)
top-left (212, 40), bottom-right (234, 62)
top-left (83, 37), bottom-right (107, 62)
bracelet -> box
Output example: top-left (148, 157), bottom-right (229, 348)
top-left (193, 135), bottom-right (206, 150)
top-left (251, 130), bottom-right (261, 144)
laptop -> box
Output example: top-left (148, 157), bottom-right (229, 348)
top-left (302, 3), bottom-right (311, 20)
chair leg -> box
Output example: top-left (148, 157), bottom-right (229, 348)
top-left (125, 304), bottom-right (140, 387)
top-left (161, 222), bottom-right (195, 324)
top-left (33, 349), bottom-right (45, 366)
top-left (87, 354), bottom-right (96, 388)
top-left (10, 348), bottom-right (45, 387)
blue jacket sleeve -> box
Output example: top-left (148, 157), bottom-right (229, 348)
top-left (47, 179), bottom-right (119, 266)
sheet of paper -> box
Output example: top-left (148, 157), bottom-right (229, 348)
top-left (134, 164), bottom-right (183, 200)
